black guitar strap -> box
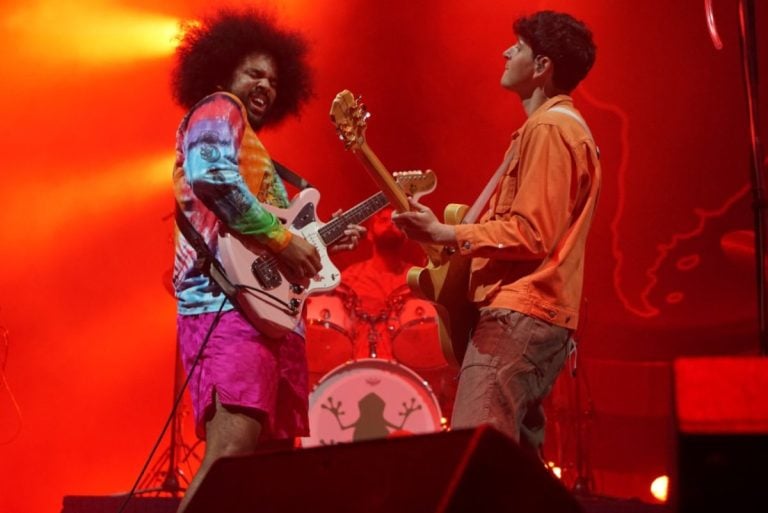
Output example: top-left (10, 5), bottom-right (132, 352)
top-left (174, 202), bottom-right (239, 301)
top-left (272, 159), bottom-right (314, 190)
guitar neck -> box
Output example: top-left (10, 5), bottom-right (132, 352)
top-left (355, 144), bottom-right (445, 265)
top-left (319, 192), bottom-right (389, 245)
top-left (356, 143), bottom-right (410, 212)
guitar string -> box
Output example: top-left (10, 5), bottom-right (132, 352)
top-left (252, 192), bottom-right (389, 279)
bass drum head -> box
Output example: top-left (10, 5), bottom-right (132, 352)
top-left (301, 359), bottom-right (443, 447)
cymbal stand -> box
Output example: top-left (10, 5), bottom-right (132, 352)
top-left (568, 341), bottom-right (595, 496)
top-left (135, 344), bottom-right (201, 496)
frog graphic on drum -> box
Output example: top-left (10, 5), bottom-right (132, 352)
top-left (300, 359), bottom-right (444, 447)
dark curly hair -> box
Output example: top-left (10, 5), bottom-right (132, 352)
top-left (514, 11), bottom-right (596, 93)
top-left (171, 8), bottom-right (313, 127)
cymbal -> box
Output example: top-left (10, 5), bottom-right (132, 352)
top-left (721, 229), bottom-right (754, 257)
top-left (720, 229), bottom-right (768, 267)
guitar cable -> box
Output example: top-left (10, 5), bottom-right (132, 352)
top-left (237, 283), bottom-right (299, 314)
top-left (115, 296), bottom-right (229, 513)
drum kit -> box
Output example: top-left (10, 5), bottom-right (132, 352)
top-left (301, 284), bottom-right (455, 447)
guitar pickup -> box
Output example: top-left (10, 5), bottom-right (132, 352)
top-left (251, 258), bottom-right (282, 290)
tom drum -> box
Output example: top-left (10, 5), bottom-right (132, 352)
top-left (386, 285), bottom-right (447, 371)
top-left (304, 284), bottom-right (357, 374)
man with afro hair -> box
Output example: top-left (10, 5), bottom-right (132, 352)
top-left (170, 9), bottom-right (364, 511)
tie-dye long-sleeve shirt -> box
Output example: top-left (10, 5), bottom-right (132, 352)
top-left (173, 92), bottom-right (293, 315)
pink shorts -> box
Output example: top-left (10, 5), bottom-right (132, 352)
top-left (177, 310), bottom-right (309, 440)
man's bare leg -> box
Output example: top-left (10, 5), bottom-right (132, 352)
top-left (177, 396), bottom-right (263, 513)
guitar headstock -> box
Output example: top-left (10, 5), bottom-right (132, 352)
top-left (330, 90), bottom-right (370, 150)
top-left (393, 170), bottom-right (438, 200)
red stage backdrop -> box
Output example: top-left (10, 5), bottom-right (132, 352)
top-left (0, 0), bottom-right (766, 511)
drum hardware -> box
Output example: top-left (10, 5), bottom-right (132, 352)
top-left (134, 339), bottom-right (202, 496)
top-left (353, 308), bottom-right (389, 359)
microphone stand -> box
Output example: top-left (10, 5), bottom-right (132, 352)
top-left (707, 0), bottom-right (767, 354)
top-left (570, 360), bottom-right (595, 496)
top-left (738, 0), bottom-right (768, 355)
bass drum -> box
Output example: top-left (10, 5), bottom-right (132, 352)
top-left (386, 285), bottom-right (447, 371)
top-left (304, 284), bottom-right (358, 375)
top-left (301, 359), bottom-right (443, 447)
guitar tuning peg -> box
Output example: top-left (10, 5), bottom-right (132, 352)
top-left (353, 109), bottom-right (370, 125)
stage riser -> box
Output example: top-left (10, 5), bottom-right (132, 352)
top-left (672, 357), bottom-right (768, 513)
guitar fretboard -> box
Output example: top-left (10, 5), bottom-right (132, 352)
top-left (319, 192), bottom-right (389, 244)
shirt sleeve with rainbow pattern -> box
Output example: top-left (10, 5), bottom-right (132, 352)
top-left (182, 94), bottom-right (292, 252)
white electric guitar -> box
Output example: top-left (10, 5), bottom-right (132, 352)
top-left (218, 171), bottom-right (436, 338)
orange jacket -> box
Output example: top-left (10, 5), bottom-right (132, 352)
top-left (453, 95), bottom-right (601, 330)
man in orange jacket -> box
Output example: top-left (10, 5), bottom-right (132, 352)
top-left (393, 10), bottom-right (600, 459)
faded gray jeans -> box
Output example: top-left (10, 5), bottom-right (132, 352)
top-left (451, 308), bottom-right (571, 458)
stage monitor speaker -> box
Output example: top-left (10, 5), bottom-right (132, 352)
top-left (186, 425), bottom-right (583, 513)
top-left (60, 496), bottom-right (179, 513)
top-left (672, 356), bottom-right (768, 513)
